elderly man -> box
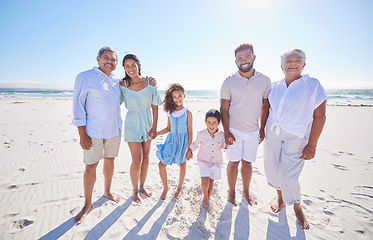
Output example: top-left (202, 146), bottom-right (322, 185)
top-left (220, 43), bottom-right (271, 206)
top-left (73, 46), bottom-right (122, 224)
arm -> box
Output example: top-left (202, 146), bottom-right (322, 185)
top-left (157, 117), bottom-right (171, 135)
top-left (259, 98), bottom-right (270, 144)
top-left (77, 126), bottom-right (92, 150)
top-left (148, 105), bottom-right (159, 139)
top-left (185, 110), bottom-right (193, 160)
top-left (220, 99), bottom-right (235, 145)
top-left (300, 100), bottom-right (327, 160)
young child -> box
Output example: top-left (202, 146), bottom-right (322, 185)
top-left (156, 83), bottom-right (193, 200)
top-left (185, 109), bottom-right (225, 207)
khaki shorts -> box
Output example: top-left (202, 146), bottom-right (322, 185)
top-left (83, 135), bottom-right (121, 165)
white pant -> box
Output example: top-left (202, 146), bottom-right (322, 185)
top-left (263, 126), bottom-right (307, 205)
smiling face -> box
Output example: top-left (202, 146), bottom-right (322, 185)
top-left (235, 48), bottom-right (256, 73)
top-left (205, 116), bottom-right (220, 135)
top-left (97, 51), bottom-right (118, 76)
top-left (123, 58), bottom-right (140, 78)
top-left (171, 90), bottom-right (185, 108)
top-left (282, 53), bottom-right (306, 79)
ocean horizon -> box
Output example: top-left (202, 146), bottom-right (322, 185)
top-left (1, 88), bottom-right (373, 105)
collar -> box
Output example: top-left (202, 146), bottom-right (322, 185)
top-left (204, 128), bottom-right (220, 138)
top-left (233, 69), bottom-right (259, 81)
top-left (280, 74), bottom-right (309, 86)
top-left (93, 66), bottom-right (115, 78)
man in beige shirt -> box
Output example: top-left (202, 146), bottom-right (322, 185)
top-left (220, 43), bottom-right (271, 206)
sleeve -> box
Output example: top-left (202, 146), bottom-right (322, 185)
top-left (263, 76), bottom-right (271, 99)
top-left (314, 80), bottom-right (328, 109)
top-left (151, 86), bottom-right (162, 105)
top-left (72, 73), bottom-right (87, 126)
top-left (189, 132), bottom-right (202, 151)
top-left (220, 80), bottom-right (231, 100)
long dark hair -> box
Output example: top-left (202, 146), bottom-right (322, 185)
top-left (122, 54), bottom-right (141, 87)
top-left (163, 83), bottom-right (185, 113)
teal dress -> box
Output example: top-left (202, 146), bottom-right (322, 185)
top-left (156, 107), bottom-right (189, 165)
top-left (120, 80), bottom-right (162, 142)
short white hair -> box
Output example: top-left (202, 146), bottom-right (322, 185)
top-left (97, 46), bottom-right (118, 61)
top-left (281, 48), bottom-right (306, 65)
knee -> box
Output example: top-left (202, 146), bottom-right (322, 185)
top-left (241, 160), bottom-right (252, 167)
top-left (158, 161), bottom-right (166, 170)
top-left (85, 163), bottom-right (98, 174)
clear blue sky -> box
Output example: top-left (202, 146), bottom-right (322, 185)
top-left (0, 0), bottom-right (372, 90)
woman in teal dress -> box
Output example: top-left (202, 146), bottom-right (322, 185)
top-left (120, 54), bottom-right (162, 204)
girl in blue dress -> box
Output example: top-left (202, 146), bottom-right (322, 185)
top-left (120, 54), bottom-right (162, 204)
top-left (156, 83), bottom-right (193, 200)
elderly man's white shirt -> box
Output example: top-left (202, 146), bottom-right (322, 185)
top-left (72, 66), bottom-right (122, 139)
top-left (268, 74), bottom-right (327, 139)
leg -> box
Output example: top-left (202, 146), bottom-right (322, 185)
top-left (271, 190), bottom-right (286, 213)
top-left (174, 161), bottom-right (187, 198)
top-left (207, 178), bottom-right (214, 200)
top-left (241, 160), bottom-right (257, 205)
top-left (227, 161), bottom-right (239, 206)
top-left (158, 161), bottom-right (169, 200)
top-left (127, 142), bottom-right (143, 203)
top-left (201, 177), bottom-right (210, 207)
top-left (139, 140), bottom-right (152, 197)
top-left (75, 162), bottom-right (99, 224)
top-left (294, 203), bottom-right (309, 230)
top-left (103, 157), bottom-right (120, 203)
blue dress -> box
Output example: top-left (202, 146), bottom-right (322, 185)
top-left (120, 80), bottom-right (162, 142)
top-left (156, 107), bottom-right (189, 165)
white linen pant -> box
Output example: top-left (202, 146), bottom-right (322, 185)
top-left (263, 127), bottom-right (308, 205)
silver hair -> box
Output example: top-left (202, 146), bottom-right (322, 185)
top-left (281, 48), bottom-right (306, 65)
top-left (97, 46), bottom-right (118, 61)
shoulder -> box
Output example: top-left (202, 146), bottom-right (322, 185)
top-left (303, 75), bottom-right (324, 88)
top-left (255, 71), bottom-right (271, 84)
top-left (186, 109), bottom-right (193, 116)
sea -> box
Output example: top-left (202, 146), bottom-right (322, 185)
top-left (1, 88), bottom-right (373, 106)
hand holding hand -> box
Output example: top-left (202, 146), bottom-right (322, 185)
top-left (259, 129), bottom-right (265, 144)
top-left (224, 131), bottom-right (235, 146)
top-left (148, 128), bottom-right (157, 139)
top-left (185, 149), bottom-right (193, 160)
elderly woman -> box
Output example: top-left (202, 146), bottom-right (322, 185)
top-left (264, 49), bottom-right (327, 230)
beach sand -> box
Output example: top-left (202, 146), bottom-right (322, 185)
top-left (0, 98), bottom-right (372, 240)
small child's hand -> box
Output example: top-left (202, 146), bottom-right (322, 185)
top-left (148, 128), bottom-right (157, 139)
top-left (185, 149), bottom-right (193, 160)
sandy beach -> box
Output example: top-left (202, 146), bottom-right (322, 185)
top-left (0, 97), bottom-right (372, 240)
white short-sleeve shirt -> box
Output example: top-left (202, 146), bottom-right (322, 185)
top-left (267, 74), bottom-right (327, 138)
top-left (220, 70), bottom-right (271, 132)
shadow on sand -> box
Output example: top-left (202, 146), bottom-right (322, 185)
top-left (183, 204), bottom-right (210, 239)
top-left (123, 198), bottom-right (176, 240)
top-left (38, 196), bottom-right (109, 240)
top-left (266, 207), bottom-right (305, 240)
top-left (84, 197), bottom-right (133, 239)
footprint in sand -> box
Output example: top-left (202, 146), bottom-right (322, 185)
top-left (303, 199), bottom-right (313, 206)
top-left (12, 219), bottom-right (34, 230)
top-left (332, 164), bottom-right (348, 171)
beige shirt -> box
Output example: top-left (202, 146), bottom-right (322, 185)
top-left (220, 70), bottom-right (271, 132)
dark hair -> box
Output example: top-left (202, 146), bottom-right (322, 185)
top-left (234, 43), bottom-right (254, 57)
top-left (122, 54), bottom-right (141, 87)
top-left (163, 83), bottom-right (185, 113)
top-left (205, 109), bottom-right (221, 122)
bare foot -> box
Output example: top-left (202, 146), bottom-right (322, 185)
top-left (227, 192), bottom-right (237, 206)
top-left (160, 185), bottom-right (169, 200)
top-left (74, 203), bottom-right (92, 224)
top-left (270, 197), bottom-right (286, 213)
top-left (202, 195), bottom-right (209, 207)
top-left (243, 190), bottom-right (258, 206)
top-left (133, 191), bottom-right (142, 204)
top-left (104, 192), bottom-right (120, 203)
top-left (173, 187), bottom-right (182, 198)
top-left (139, 187), bottom-right (153, 198)
top-left (294, 204), bottom-right (310, 230)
